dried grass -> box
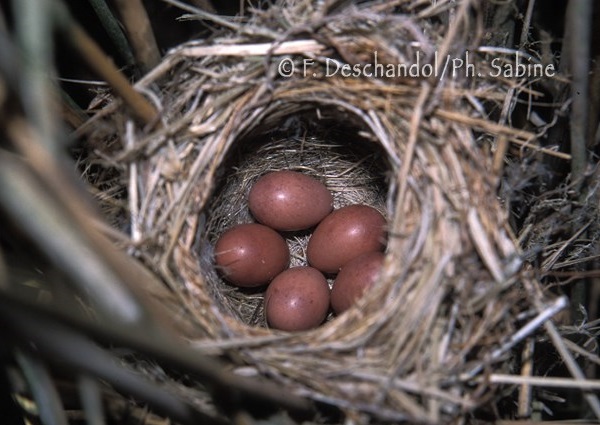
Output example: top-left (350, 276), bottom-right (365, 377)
top-left (81, 0), bottom-right (596, 422)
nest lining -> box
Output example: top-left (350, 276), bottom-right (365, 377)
top-left (83, 1), bottom-right (567, 422)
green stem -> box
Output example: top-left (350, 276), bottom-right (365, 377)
top-left (12, 0), bottom-right (58, 153)
top-left (87, 0), bottom-right (136, 69)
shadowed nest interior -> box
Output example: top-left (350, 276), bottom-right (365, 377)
top-left (83, 0), bottom-right (571, 422)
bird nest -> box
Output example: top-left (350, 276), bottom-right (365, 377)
top-left (84, 1), bottom-right (568, 422)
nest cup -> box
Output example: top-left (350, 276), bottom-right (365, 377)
top-left (86, 2), bottom-right (551, 422)
top-left (205, 124), bottom-right (389, 327)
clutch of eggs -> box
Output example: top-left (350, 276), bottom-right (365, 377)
top-left (212, 169), bottom-right (387, 331)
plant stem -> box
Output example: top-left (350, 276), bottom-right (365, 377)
top-left (87, 0), bottom-right (136, 69)
top-left (12, 0), bottom-right (59, 152)
top-left (112, 0), bottom-right (161, 73)
top-left (567, 0), bottom-right (591, 186)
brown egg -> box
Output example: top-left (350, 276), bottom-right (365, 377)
top-left (265, 266), bottom-right (330, 331)
top-left (248, 170), bottom-right (333, 231)
top-left (331, 251), bottom-right (385, 314)
top-left (214, 223), bottom-right (289, 287)
top-left (307, 204), bottom-right (386, 274)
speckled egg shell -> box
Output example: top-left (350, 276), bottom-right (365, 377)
top-left (265, 266), bottom-right (330, 331)
top-left (248, 170), bottom-right (333, 231)
top-left (307, 204), bottom-right (386, 274)
top-left (331, 251), bottom-right (385, 314)
top-left (214, 223), bottom-right (289, 287)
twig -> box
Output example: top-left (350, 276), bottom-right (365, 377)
top-left (52, 0), bottom-right (158, 126)
top-left (86, 0), bottom-right (136, 69)
top-left (125, 121), bottom-right (142, 244)
top-left (112, 0), bottom-right (161, 72)
top-left (161, 0), bottom-right (242, 31)
top-left (492, 135), bottom-right (509, 175)
top-left (489, 373), bottom-right (600, 391)
top-left (566, 0), bottom-right (592, 186)
top-left (517, 339), bottom-right (534, 418)
top-left (563, 338), bottom-right (600, 366)
top-left (544, 320), bottom-right (600, 419)
top-left (177, 39), bottom-right (326, 57)
top-left (518, 0), bottom-right (536, 49)
top-left (565, 0), bottom-right (593, 334)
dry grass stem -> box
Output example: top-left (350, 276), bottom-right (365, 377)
top-left (490, 374), bottom-right (600, 391)
top-left (178, 40), bottom-right (326, 57)
top-left (517, 339), bottom-right (534, 418)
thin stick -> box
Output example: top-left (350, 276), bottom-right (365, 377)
top-left (178, 39), bottom-right (326, 57)
top-left (563, 338), bottom-right (600, 366)
top-left (126, 121), bottom-right (142, 244)
top-left (565, 0), bottom-right (593, 332)
top-left (489, 373), bottom-right (600, 391)
top-left (517, 339), bottom-right (535, 418)
top-left (112, 0), bottom-right (161, 72)
top-left (492, 135), bottom-right (509, 175)
top-left (544, 320), bottom-right (600, 419)
top-left (566, 0), bottom-right (591, 185)
top-left (493, 86), bottom-right (517, 177)
top-left (518, 0), bottom-right (536, 49)
top-left (161, 0), bottom-right (242, 31)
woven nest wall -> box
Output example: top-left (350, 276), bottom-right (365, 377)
top-left (85, 1), bottom-right (562, 422)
